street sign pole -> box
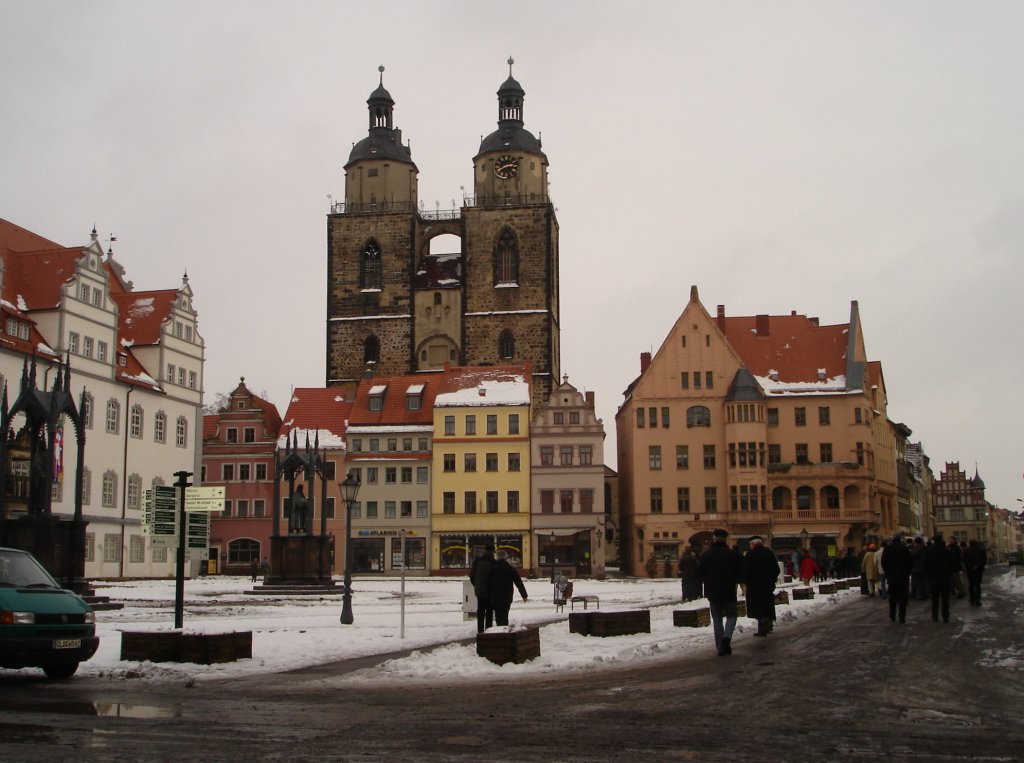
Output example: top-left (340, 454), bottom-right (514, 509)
top-left (173, 470), bottom-right (193, 629)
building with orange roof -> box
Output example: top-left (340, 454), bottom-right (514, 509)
top-left (431, 363), bottom-right (532, 574)
top-left (344, 373), bottom-right (438, 574)
top-left (616, 286), bottom-right (895, 576)
top-left (0, 218), bottom-right (204, 579)
top-left (203, 378), bottom-right (283, 574)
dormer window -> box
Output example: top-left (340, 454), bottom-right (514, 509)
top-left (369, 384), bottom-right (387, 411)
top-left (406, 383), bottom-right (424, 411)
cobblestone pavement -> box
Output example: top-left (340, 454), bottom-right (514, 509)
top-left (2, 569), bottom-right (1022, 762)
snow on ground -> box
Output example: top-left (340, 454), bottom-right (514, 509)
top-left (16, 575), bottom-right (867, 684)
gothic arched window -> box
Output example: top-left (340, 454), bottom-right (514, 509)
top-left (364, 335), bottom-right (380, 365)
top-left (498, 330), bottom-right (515, 360)
top-left (493, 228), bottom-right (519, 285)
top-left (360, 240), bottom-right (382, 290)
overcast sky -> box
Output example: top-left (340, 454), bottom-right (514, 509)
top-left (2, 2), bottom-right (1021, 509)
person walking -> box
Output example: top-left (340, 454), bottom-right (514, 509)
top-left (875, 540), bottom-right (888, 599)
top-left (249, 557), bottom-right (259, 583)
top-left (469, 543), bottom-right (497, 633)
top-left (963, 540), bottom-right (987, 606)
top-left (882, 533), bottom-right (913, 623)
top-left (679, 548), bottom-right (702, 602)
top-left (924, 534), bottom-right (955, 623)
top-left (698, 528), bottom-right (744, 656)
top-left (259, 556), bottom-right (270, 583)
top-left (487, 549), bottom-right (529, 626)
top-left (861, 545), bottom-right (879, 596)
top-left (799, 553), bottom-right (819, 587)
top-left (742, 536), bottom-right (779, 637)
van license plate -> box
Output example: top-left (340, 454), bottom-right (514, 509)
top-left (54, 639), bottom-right (81, 649)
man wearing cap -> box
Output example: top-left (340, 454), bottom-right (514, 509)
top-left (698, 528), bottom-right (744, 656)
top-left (469, 543), bottom-right (497, 633)
top-left (743, 535), bottom-right (779, 637)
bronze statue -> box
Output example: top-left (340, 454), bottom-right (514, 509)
top-left (289, 484), bottom-right (309, 534)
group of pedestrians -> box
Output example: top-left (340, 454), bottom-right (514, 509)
top-left (864, 533), bottom-right (987, 623)
top-left (697, 528), bottom-right (781, 656)
top-left (468, 543), bottom-right (529, 633)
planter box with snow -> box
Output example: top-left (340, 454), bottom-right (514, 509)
top-left (673, 608), bottom-right (711, 628)
top-left (120, 631), bottom-right (252, 664)
top-left (476, 627), bottom-right (540, 665)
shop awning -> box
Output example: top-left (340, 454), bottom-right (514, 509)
top-left (534, 528), bottom-right (592, 537)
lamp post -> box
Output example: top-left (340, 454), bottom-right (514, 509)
top-left (339, 470), bottom-right (361, 625)
top-left (549, 531), bottom-right (556, 584)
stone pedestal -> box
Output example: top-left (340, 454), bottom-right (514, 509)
top-left (0, 515), bottom-right (90, 594)
top-left (267, 534), bottom-right (333, 585)
top-left (774, 590), bottom-right (790, 605)
top-left (793, 587), bottom-right (815, 600)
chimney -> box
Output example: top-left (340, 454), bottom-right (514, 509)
top-left (716, 305), bottom-right (726, 331)
top-left (755, 314), bottom-right (769, 336)
top-left (640, 352), bottom-right (652, 373)
top-left (585, 391), bottom-right (595, 410)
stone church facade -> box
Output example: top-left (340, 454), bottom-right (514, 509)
top-left (326, 62), bottom-right (560, 409)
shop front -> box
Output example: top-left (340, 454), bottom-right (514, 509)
top-left (534, 528), bottom-right (597, 579)
top-left (353, 529), bottom-right (428, 575)
top-left (437, 533), bottom-right (526, 573)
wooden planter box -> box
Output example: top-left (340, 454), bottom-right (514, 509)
top-left (673, 607), bottom-right (711, 628)
top-left (774, 590), bottom-right (790, 605)
top-left (817, 583), bottom-right (838, 595)
top-left (793, 587), bottom-right (815, 600)
top-left (570, 610), bottom-right (651, 637)
top-left (476, 627), bottom-right (540, 665)
top-left (120, 631), bottom-right (253, 664)
top-left (833, 579), bottom-right (849, 590)
top-left (735, 600), bottom-right (747, 617)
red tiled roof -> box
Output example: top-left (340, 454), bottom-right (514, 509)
top-left (109, 289), bottom-right (177, 348)
top-left (722, 314), bottom-right (849, 383)
top-left (203, 414), bottom-right (219, 440)
top-left (347, 373), bottom-right (442, 426)
top-left (0, 218), bottom-right (63, 252)
top-left (279, 387), bottom-right (353, 447)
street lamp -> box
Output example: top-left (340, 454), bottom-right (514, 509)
top-left (338, 470), bottom-right (361, 625)
top-left (549, 531), bottom-right (556, 584)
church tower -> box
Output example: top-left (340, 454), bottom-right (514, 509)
top-left (327, 61), bottom-right (560, 407)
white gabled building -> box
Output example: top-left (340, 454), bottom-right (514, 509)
top-left (0, 219), bottom-right (204, 578)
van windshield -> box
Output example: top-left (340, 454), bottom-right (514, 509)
top-left (0, 550), bottom-right (60, 589)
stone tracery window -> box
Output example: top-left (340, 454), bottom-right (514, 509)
top-left (360, 240), bottom-right (383, 290)
top-left (493, 228), bottom-right (518, 285)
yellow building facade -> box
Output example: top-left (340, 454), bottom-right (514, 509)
top-left (430, 364), bottom-right (532, 573)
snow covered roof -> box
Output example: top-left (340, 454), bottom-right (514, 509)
top-left (434, 364), bottom-right (532, 407)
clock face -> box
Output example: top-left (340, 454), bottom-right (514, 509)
top-left (494, 155), bottom-right (518, 179)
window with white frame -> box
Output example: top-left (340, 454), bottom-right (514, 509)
top-left (154, 411), bottom-right (166, 443)
top-left (130, 404), bottom-right (143, 438)
top-left (97, 341), bottom-right (108, 363)
top-left (84, 532), bottom-right (95, 563)
top-left (105, 399), bottom-right (120, 434)
top-left (82, 394), bottom-right (93, 429)
top-left (127, 474), bottom-right (141, 510)
top-left (83, 336), bottom-right (93, 358)
top-left (103, 533), bottom-right (121, 563)
top-left (102, 471), bottom-right (117, 507)
top-left (167, 364), bottom-right (175, 383)
top-left (176, 416), bottom-right (187, 447)
top-left (129, 535), bottom-right (145, 563)
top-left (69, 332), bottom-right (80, 354)
top-left (81, 468), bottom-right (91, 505)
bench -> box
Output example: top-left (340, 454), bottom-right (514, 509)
top-left (571, 595), bottom-right (600, 610)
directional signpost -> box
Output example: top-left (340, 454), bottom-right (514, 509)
top-left (145, 486), bottom-right (179, 549)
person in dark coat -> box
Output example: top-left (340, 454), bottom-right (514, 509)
top-left (963, 540), bottom-right (987, 606)
top-left (742, 536), bottom-right (779, 637)
top-left (487, 549), bottom-right (529, 626)
top-left (948, 540), bottom-right (966, 599)
top-left (249, 557), bottom-right (259, 583)
top-left (698, 528), bottom-right (744, 656)
top-left (469, 544), bottom-right (496, 633)
top-left (924, 534), bottom-right (955, 623)
top-left (679, 549), bottom-right (702, 601)
top-left (881, 533), bottom-right (913, 623)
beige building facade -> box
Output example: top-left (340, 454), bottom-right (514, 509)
top-left (616, 287), bottom-right (893, 576)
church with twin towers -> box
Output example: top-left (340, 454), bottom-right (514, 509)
top-left (326, 61), bottom-right (561, 408)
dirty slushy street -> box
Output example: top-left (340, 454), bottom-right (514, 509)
top-left (1, 576), bottom-right (1022, 762)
